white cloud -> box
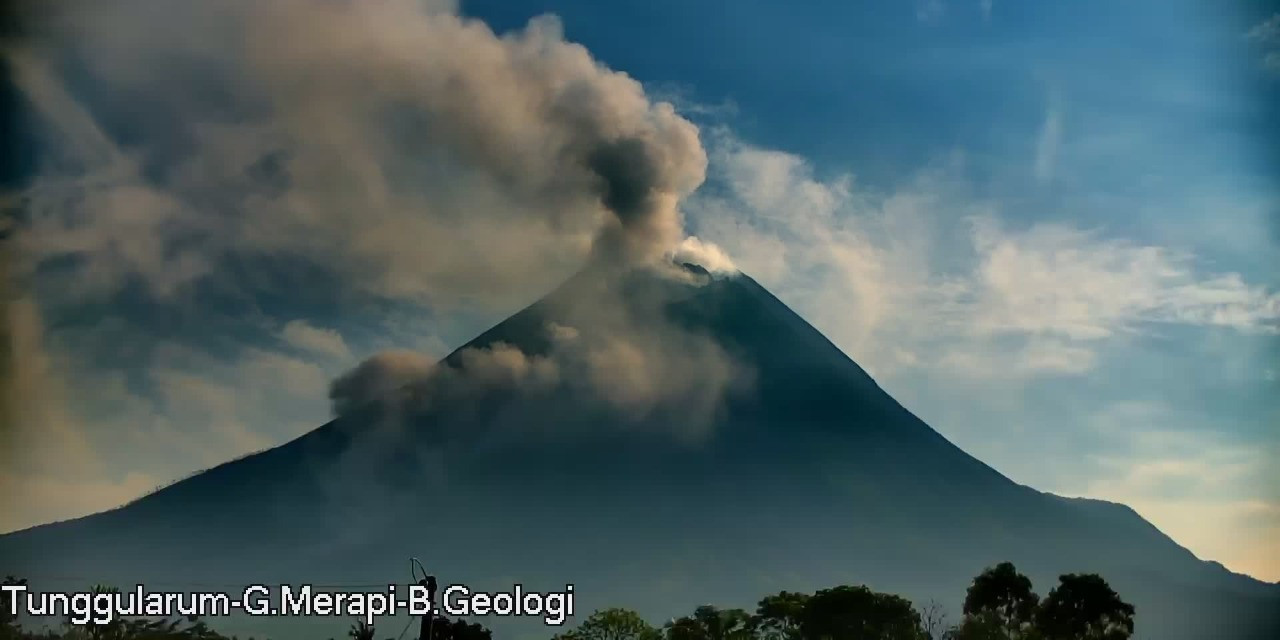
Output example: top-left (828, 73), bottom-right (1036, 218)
top-left (687, 134), bottom-right (1279, 380)
top-left (1263, 51), bottom-right (1280, 74)
top-left (1245, 14), bottom-right (1280, 75)
top-left (966, 219), bottom-right (1280, 339)
top-left (916, 0), bottom-right (946, 24)
top-left (1246, 14), bottom-right (1280, 45)
top-left (1033, 103), bottom-right (1063, 183)
top-left (280, 320), bottom-right (352, 360)
top-left (979, 0), bottom-right (993, 22)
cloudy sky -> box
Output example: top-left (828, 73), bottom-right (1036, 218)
top-left (2, 0), bottom-right (1278, 581)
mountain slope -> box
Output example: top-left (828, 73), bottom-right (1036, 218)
top-left (2, 264), bottom-right (1277, 640)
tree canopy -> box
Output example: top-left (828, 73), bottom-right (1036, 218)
top-left (0, 564), bottom-right (1135, 640)
top-left (751, 592), bottom-right (810, 640)
top-left (552, 608), bottom-right (660, 640)
top-left (799, 586), bottom-right (924, 640)
top-left (1036, 574), bottom-right (1135, 640)
top-left (955, 562), bottom-right (1040, 640)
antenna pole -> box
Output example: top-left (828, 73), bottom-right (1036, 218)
top-left (417, 574), bottom-right (437, 640)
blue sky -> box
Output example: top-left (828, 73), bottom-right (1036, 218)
top-left (2, 0), bottom-right (1278, 581)
top-left (459, 0), bottom-right (1280, 578)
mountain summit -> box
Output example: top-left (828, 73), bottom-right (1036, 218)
top-left (3, 263), bottom-right (1278, 640)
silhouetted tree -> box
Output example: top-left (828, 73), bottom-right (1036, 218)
top-left (348, 621), bottom-right (375, 640)
top-left (916, 600), bottom-right (950, 640)
top-left (62, 585), bottom-right (128, 640)
top-left (951, 614), bottom-right (1037, 640)
top-left (750, 592), bottom-right (809, 640)
top-left (1, 578), bottom-right (27, 640)
top-left (799, 586), bottom-right (925, 640)
top-left (1035, 574), bottom-right (1133, 640)
top-left (665, 616), bottom-right (706, 640)
top-left (551, 608), bottom-right (659, 640)
top-left (665, 606), bottom-right (752, 640)
top-left (425, 615), bottom-right (490, 640)
top-left (954, 563), bottom-right (1039, 640)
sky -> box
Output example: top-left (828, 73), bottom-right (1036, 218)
top-left (1, 0), bottom-right (1278, 582)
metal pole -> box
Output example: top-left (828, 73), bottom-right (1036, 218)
top-left (427, 575), bottom-right (437, 640)
top-left (417, 575), bottom-right (437, 640)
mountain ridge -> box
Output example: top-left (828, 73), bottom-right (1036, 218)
top-left (2, 264), bottom-right (1277, 639)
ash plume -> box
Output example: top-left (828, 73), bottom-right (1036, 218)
top-left (1, 0), bottom-right (739, 463)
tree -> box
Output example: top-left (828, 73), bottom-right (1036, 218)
top-left (348, 621), bottom-right (375, 640)
top-left (63, 585), bottom-right (128, 640)
top-left (751, 592), bottom-right (810, 640)
top-left (425, 615), bottom-right (491, 640)
top-left (553, 608), bottom-right (660, 640)
top-left (951, 613), bottom-right (1036, 640)
top-left (665, 606), bottom-right (753, 640)
top-left (1, 577), bottom-right (27, 640)
top-left (917, 600), bottom-right (950, 640)
top-left (956, 563), bottom-right (1039, 640)
top-left (799, 586), bottom-right (925, 640)
top-left (665, 616), bottom-right (708, 640)
top-left (1035, 574), bottom-right (1134, 640)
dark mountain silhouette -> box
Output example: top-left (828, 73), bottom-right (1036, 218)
top-left (2, 263), bottom-right (1278, 640)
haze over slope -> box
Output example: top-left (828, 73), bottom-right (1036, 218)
top-left (2, 261), bottom-right (1278, 640)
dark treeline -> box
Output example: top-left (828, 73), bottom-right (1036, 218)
top-left (553, 562), bottom-right (1135, 640)
top-left (2, 563), bottom-right (1135, 640)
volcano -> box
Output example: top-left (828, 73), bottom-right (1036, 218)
top-left (2, 263), bottom-right (1278, 640)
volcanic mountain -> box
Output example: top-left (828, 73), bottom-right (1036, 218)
top-left (2, 263), bottom-right (1278, 640)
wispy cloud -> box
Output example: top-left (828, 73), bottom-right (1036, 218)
top-left (963, 219), bottom-right (1280, 339)
top-left (915, 0), bottom-right (946, 25)
top-left (1033, 101), bottom-right (1063, 184)
top-left (1246, 14), bottom-right (1280, 44)
top-left (683, 132), bottom-right (1278, 579)
top-left (687, 133), bottom-right (1279, 380)
top-left (280, 320), bottom-right (352, 361)
top-left (1245, 13), bottom-right (1280, 75)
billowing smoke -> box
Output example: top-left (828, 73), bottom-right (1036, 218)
top-left (2, 0), bottom-right (742, 520)
top-left (328, 350), bottom-right (435, 418)
top-left (5, 0), bottom-right (709, 310)
top-left (672, 236), bottom-right (739, 274)
top-left (330, 307), bottom-right (749, 447)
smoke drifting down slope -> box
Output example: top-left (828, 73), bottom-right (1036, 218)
top-left (328, 264), bottom-right (753, 453)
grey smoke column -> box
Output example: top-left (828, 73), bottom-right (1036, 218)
top-left (7, 0), bottom-right (710, 310)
